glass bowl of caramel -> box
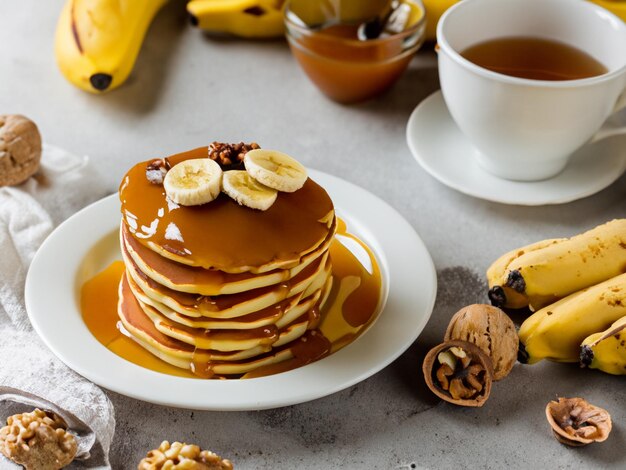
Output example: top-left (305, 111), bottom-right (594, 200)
top-left (285, 0), bottom-right (426, 103)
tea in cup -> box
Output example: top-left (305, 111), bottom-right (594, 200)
top-left (437, 0), bottom-right (626, 181)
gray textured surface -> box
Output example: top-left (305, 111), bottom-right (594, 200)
top-left (2, 1), bottom-right (626, 468)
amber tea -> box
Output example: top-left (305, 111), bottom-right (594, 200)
top-left (461, 37), bottom-right (608, 81)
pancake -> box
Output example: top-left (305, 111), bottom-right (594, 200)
top-left (125, 243), bottom-right (331, 320)
top-left (116, 146), bottom-right (338, 377)
top-left (128, 259), bottom-right (332, 330)
top-left (128, 272), bottom-right (302, 330)
top-left (121, 219), bottom-right (336, 296)
top-left (119, 146), bottom-right (335, 273)
top-left (118, 273), bottom-right (330, 376)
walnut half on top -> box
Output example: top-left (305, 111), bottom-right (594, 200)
top-left (0, 408), bottom-right (77, 470)
top-left (138, 441), bottom-right (233, 470)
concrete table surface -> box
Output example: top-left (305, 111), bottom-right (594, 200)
top-left (2, 1), bottom-right (626, 468)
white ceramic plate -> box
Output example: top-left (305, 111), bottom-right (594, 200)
top-left (25, 170), bottom-right (437, 411)
top-left (406, 91), bottom-right (626, 206)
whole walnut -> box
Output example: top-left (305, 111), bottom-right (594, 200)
top-left (0, 114), bottom-right (42, 186)
top-left (444, 304), bottom-right (518, 381)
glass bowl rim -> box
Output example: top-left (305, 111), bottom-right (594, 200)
top-left (283, 0), bottom-right (427, 48)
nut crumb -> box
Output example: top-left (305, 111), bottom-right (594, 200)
top-left (0, 408), bottom-right (77, 470)
top-left (208, 141), bottom-right (260, 170)
top-left (138, 441), bottom-right (233, 470)
top-left (146, 158), bottom-right (170, 185)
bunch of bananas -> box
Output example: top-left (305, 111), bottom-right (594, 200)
top-left (187, 0), bottom-right (286, 38)
top-left (53, 0), bottom-right (626, 93)
top-left (488, 219), bottom-right (626, 375)
top-left (55, 0), bottom-right (286, 93)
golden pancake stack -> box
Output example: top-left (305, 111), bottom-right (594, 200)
top-left (117, 146), bottom-right (337, 378)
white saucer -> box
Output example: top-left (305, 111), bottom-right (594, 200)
top-left (406, 91), bottom-right (626, 205)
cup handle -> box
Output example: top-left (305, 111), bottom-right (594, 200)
top-left (590, 88), bottom-right (626, 143)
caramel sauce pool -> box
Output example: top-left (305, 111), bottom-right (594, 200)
top-left (80, 220), bottom-right (382, 379)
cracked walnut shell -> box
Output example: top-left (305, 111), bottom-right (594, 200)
top-left (546, 397), bottom-right (612, 447)
top-left (422, 340), bottom-right (493, 407)
top-left (0, 408), bottom-right (77, 470)
top-left (138, 441), bottom-right (233, 470)
top-left (445, 304), bottom-right (518, 381)
top-left (0, 114), bottom-right (42, 186)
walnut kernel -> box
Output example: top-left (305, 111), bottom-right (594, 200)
top-left (422, 340), bottom-right (493, 407)
top-left (0, 408), bottom-right (77, 470)
top-left (138, 440), bottom-right (233, 470)
top-left (546, 397), bottom-right (612, 446)
top-left (208, 141), bottom-right (260, 170)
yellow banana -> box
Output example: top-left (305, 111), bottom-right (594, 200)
top-left (588, 0), bottom-right (626, 23)
top-left (421, 0), bottom-right (458, 41)
top-left (486, 238), bottom-right (565, 309)
top-left (187, 0), bottom-right (286, 38)
top-left (421, 1), bottom-right (626, 42)
top-left (488, 219), bottom-right (626, 312)
top-left (580, 315), bottom-right (626, 375)
top-left (55, 0), bottom-right (168, 93)
top-left (519, 273), bottom-right (626, 364)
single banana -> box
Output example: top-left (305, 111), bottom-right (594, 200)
top-left (489, 219), bottom-right (626, 311)
top-left (187, 0), bottom-right (286, 38)
top-left (421, 0), bottom-right (458, 41)
top-left (519, 273), bottom-right (626, 364)
top-left (588, 0), bottom-right (626, 23)
top-left (55, 0), bottom-right (167, 93)
top-left (244, 149), bottom-right (307, 193)
top-left (222, 170), bottom-right (277, 210)
top-left (580, 315), bottom-right (626, 375)
top-left (487, 238), bottom-right (565, 309)
top-left (163, 159), bottom-right (223, 206)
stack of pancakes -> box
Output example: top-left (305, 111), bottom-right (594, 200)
top-left (117, 147), bottom-right (336, 378)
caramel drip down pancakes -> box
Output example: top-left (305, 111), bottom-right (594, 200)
top-left (118, 147), bottom-right (337, 377)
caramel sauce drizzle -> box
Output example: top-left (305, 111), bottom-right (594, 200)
top-left (81, 220), bottom-right (382, 379)
top-left (119, 146), bottom-right (334, 271)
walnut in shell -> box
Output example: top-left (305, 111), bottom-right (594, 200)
top-left (445, 304), bottom-right (518, 381)
top-left (0, 114), bottom-right (42, 186)
top-left (0, 408), bottom-right (77, 470)
top-left (546, 397), bottom-right (612, 447)
top-left (422, 340), bottom-right (493, 407)
top-left (138, 441), bottom-right (233, 470)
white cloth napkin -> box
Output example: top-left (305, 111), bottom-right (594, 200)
top-left (0, 145), bottom-right (115, 468)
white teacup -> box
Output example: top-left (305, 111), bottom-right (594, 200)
top-left (437, 0), bottom-right (626, 181)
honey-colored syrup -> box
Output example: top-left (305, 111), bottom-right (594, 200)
top-left (120, 147), bottom-right (334, 271)
top-left (80, 219), bottom-right (382, 379)
top-left (81, 261), bottom-right (195, 378)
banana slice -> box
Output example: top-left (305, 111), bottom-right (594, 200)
top-left (222, 170), bottom-right (278, 211)
top-left (163, 158), bottom-right (222, 206)
top-left (244, 149), bottom-right (307, 193)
